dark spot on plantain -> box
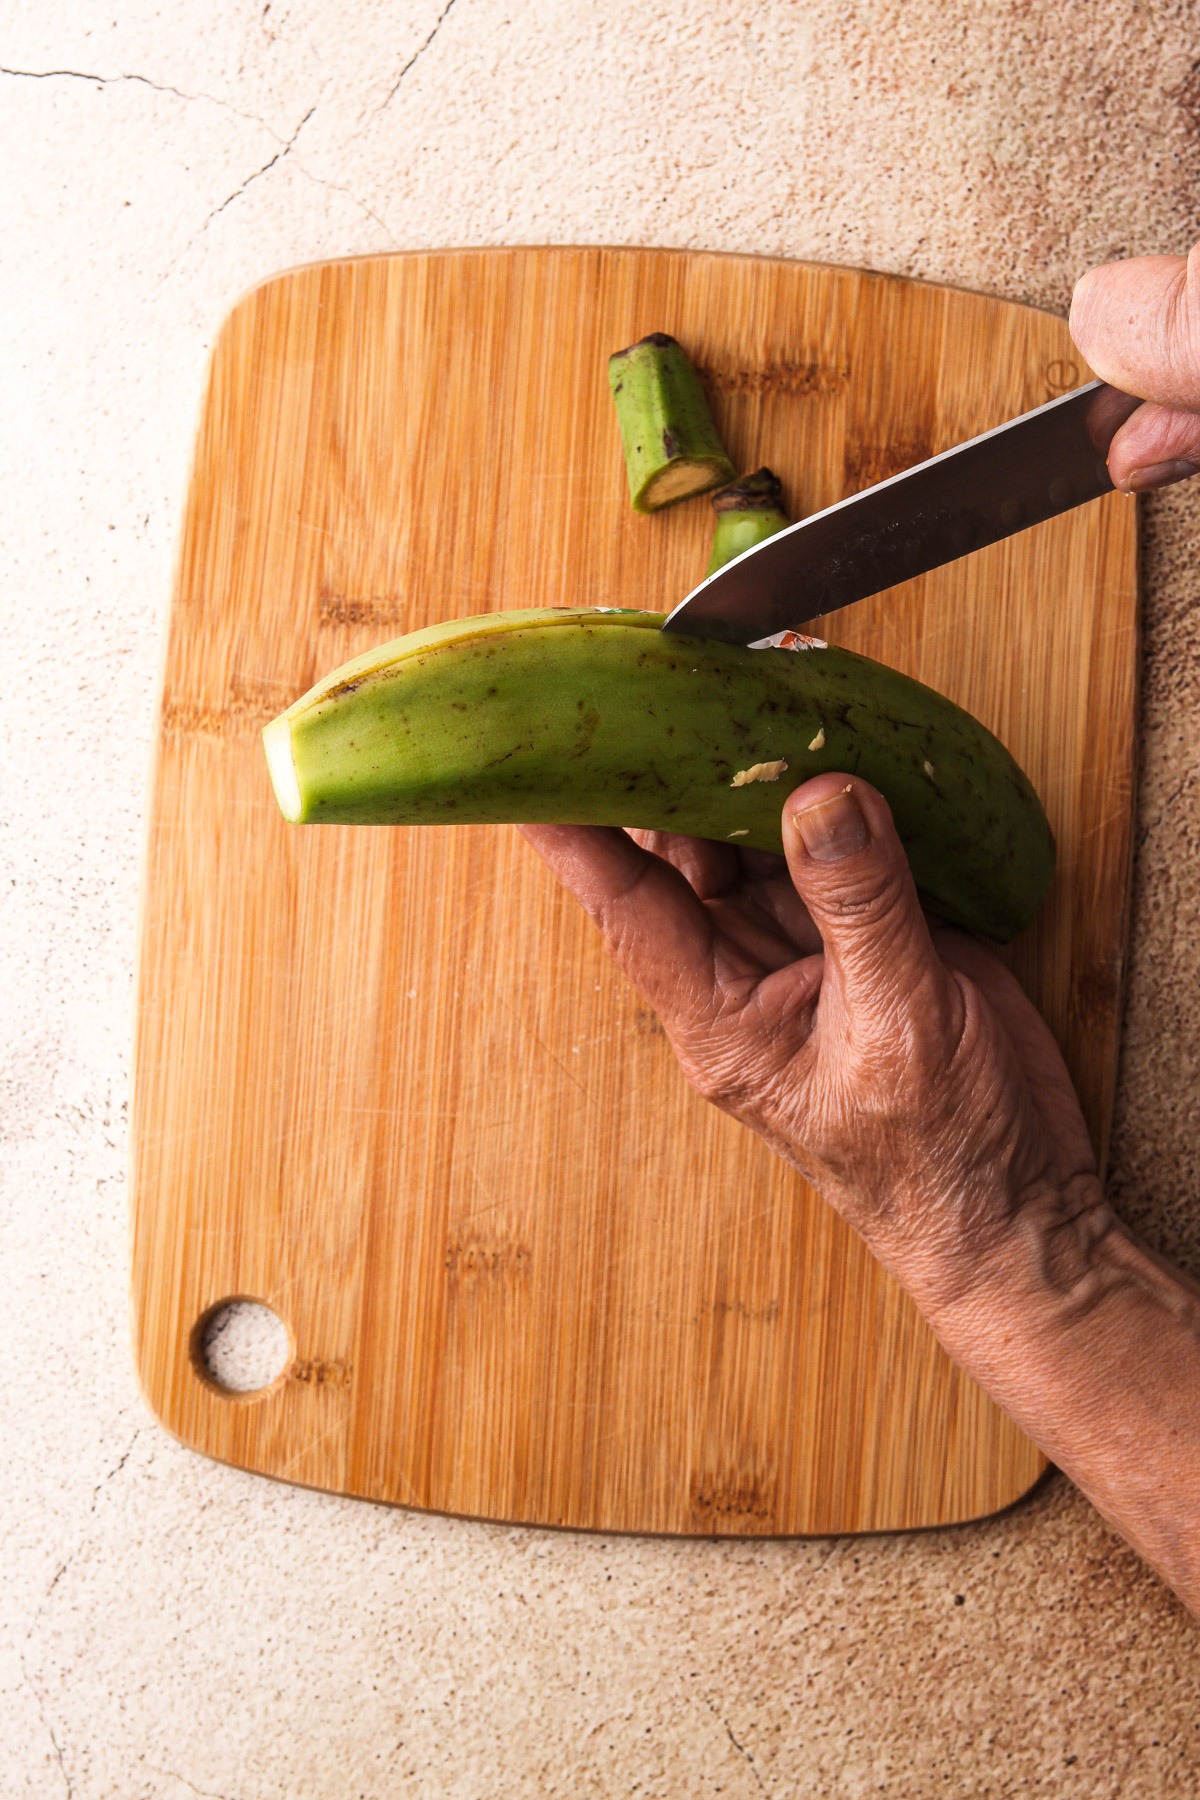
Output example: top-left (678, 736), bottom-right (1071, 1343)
top-left (570, 703), bottom-right (601, 757)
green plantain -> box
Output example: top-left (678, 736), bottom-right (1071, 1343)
top-left (262, 607), bottom-right (1054, 942)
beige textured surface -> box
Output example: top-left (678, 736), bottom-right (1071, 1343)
top-left (3, 2), bottom-right (1200, 1795)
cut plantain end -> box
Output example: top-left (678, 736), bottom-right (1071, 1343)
top-left (262, 714), bottom-right (301, 822)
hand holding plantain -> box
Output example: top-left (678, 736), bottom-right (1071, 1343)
top-left (526, 244), bottom-right (1200, 1619)
top-left (523, 765), bottom-right (1200, 1615)
top-left (519, 775), bottom-right (1096, 1316)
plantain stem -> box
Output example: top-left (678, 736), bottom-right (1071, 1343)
top-left (607, 333), bottom-right (735, 513)
top-left (706, 467), bottom-right (791, 575)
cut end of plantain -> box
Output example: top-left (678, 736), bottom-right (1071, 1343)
top-left (609, 332), bottom-right (735, 512)
top-left (638, 455), bottom-right (735, 512)
top-left (262, 714), bottom-right (302, 821)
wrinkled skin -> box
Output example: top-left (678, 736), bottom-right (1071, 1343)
top-left (1071, 241), bottom-right (1200, 488)
top-left (519, 774), bottom-right (1100, 1306)
top-left (519, 248), bottom-right (1200, 1615)
top-left (522, 243), bottom-right (1200, 1298)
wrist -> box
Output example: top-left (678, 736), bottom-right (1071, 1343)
top-left (865, 1170), bottom-right (1200, 1618)
top-left (873, 1171), bottom-right (1122, 1338)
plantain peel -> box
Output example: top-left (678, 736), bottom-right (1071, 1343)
top-left (262, 607), bottom-right (1055, 942)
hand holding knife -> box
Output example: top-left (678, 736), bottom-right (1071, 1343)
top-left (663, 381), bottom-right (1142, 645)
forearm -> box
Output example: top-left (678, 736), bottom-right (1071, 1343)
top-left (524, 780), bottom-right (1200, 1603)
top-left (892, 1180), bottom-right (1200, 1614)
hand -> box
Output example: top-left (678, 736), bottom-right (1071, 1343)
top-left (1071, 241), bottom-right (1200, 491)
top-left (520, 773), bottom-right (1103, 1312)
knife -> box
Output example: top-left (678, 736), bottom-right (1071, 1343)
top-left (661, 380), bottom-right (1141, 645)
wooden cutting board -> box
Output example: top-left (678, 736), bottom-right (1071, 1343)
top-left (131, 248), bottom-right (1137, 1536)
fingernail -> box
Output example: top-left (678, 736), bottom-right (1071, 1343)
top-left (793, 784), bottom-right (870, 862)
top-left (1124, 458), bottom-right (1199, 492)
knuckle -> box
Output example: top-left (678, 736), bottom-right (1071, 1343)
top-left (847, 981), bottom-right (962, 1075)
top-left (684, 1052), bottom-right (748, 1109)
top-left (688, 1068), bottom-right (732, 1108)
top-left (822, 863), bottom-right (911, 934)
top-left (677, 1034), bottom-right (775, 1113)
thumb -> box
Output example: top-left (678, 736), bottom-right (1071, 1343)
top-left (1070, 245), bottom-right (1200, 491)
top-left (781, 774), bottom-right (957, 1035)
top-left (1070, 245), bottom-right (1200, 410)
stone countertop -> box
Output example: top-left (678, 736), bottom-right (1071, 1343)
top-left (4, 3), bottom-right (1200, 1795)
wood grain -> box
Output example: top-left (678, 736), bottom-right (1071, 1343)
top-left (131, 248), bottom-right (1137, 1535)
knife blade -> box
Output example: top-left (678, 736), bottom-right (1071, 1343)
top-left (661, 380), bottom-right (1141, 645)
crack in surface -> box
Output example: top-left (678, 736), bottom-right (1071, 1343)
top-left (203, 103), bottom-right (316, 225)
top-left (149, 1767), bottom-right (234, 1800)
top-left (380, 0), bottom-right (461, 108)
top-left (22, 1428), bottom-right (146, 1652)
top-left (154, 135), bottom-right (393, 288)
top-left (290, 160), bottom-right (396, 242)
top-left (2, 59), bottom-right (406, 248)
top-left (725, 1720), bottom-right (768, 1794)
top-left (16, 1427), bottom-right (155, 1797)
top-left (0, 64), bottom-right (280, 138)
top-left (702, 1696), bottom-right (769, 1795)
top-left (20, 1651), bottom-right (73, 1799)
top-left (44, 1557), bottom-right (71, 1597)
top-left (89, 1427), bottom-right (144, 1508)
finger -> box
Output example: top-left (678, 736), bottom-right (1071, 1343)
top-left (752, 950), bottom-right (825, 1047)
top-left (739, 862), bottom-right (822, 948)
top-left (621, 829), bottom-right (822, 966)
top-left (932, 928), bottom-right (1097, 1179)
top-left (780, 774), bottom-right (960, 1038)
top-left (624, 833), bottom-right (804, 972)
top-left (736, 846), bottom-right (789, 880)
top-left (627, 833), bottom-right (792, 890)
top-left (1069, 245), bottom-right (1200, 411)
top-left (701, 893), bottom-right (810, 973)
top-left (625, 829), bottom-right (741, 900)
top-left (1105, 399), bottom-right (1200, 492)
top-left (638, 830), bottom-right (826, 966)
top-left (516, 823), bottom-right (718, 1022)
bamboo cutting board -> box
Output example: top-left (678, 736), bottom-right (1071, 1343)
top-left (131, 248), bottom-right (1137, 1536)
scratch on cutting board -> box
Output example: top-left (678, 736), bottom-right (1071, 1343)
top-left (460, 1162), bottom-right (510, 1221)
top-left (276, 1416), bottom-right (344, 1479)
top-left (490, 991), bottom-right (597, 1106)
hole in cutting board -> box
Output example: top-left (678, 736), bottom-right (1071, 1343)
top-left (191, 1299), bottom-right (291, 1395)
